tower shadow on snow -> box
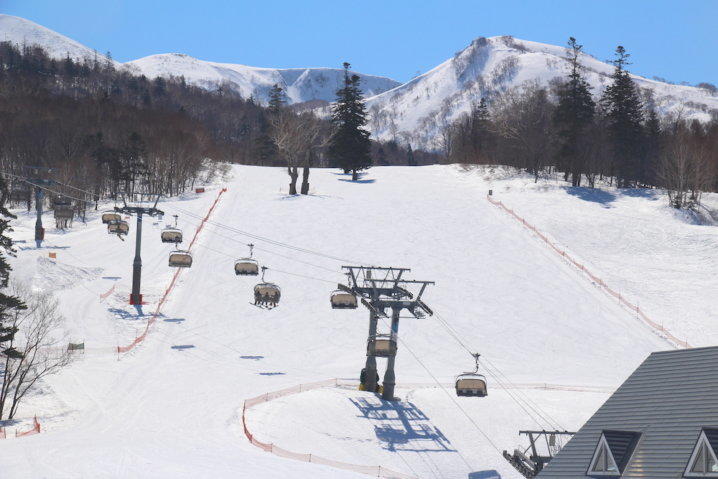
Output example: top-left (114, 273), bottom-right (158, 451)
top-left (349, 397), bottom-right (455, 453)
top-left (108, 307), bottom-right (149, 321)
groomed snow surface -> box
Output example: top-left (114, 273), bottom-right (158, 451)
top-left (1, 164), bottom-right (711, 478)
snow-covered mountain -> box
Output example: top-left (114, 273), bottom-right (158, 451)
top-left (0, 14), bottom-right (115, 65)
top-left (125, 53), bottom-right (401, 104)
top-left (363, 36), bottom-right (718, 150)
top-left (2, 15), bottom-right (717, 150)
top-left (0, 14), bottom-right (399, 105)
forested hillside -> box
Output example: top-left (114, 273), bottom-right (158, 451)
top-left (443, 42), bottom-right (718, 207)
top-left (0, 43), bottom-right (432, 204)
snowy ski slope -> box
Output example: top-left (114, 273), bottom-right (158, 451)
top-left (0, 165), bottom-right (687, 478)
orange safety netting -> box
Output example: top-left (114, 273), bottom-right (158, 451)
top-left (99, 284), bottom-right (116, 301)
top-left (242, 379), bottom-right (415, 479)
top-left (486, 195), bottom-right (690, 349)
top-left (117, 188), bottom-right (227, 354)
top-left (13, 416), bottom-right (41, 438)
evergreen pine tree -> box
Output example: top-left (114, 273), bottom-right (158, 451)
top-left (601, 46), bottom-right (645, 187)
top-left (268, 84), bottom-right (286, 114)
top-left (642, 98), bottom-right (662, 187)
top-left (469, 98), bottom-right (493, 163)
top-left (0, 175), bottom-right (26, 333)
top-left (328, 62), bottom-right (372, 181)
top-left (554, 37), bottom-right (595, 186)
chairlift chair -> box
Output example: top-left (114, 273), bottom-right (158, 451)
top-left (254, 266), bottom-right (280, 308)
top-left (235, 244), bottom-right (259, 276)
top-left (455, 353), bottom-right (487, 397)
top-left (107, 219), bottom-right (129, 236)
top-left (161, 215), bottom-right (183, 244)
top-left (168, 250), bottom-right (193, 268)
top-left (101, 211), bottom-right (121, 224)
top-left (330, 290), bottom-right (358, 309)
top-left (367, 334), bottom-right (397, 357)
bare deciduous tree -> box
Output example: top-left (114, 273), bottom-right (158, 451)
top-left (491, 83), bottom-right (555, 182)
top-left (0, 286), bottom-right (71, 420)
top-left (659, 125), bottom-right (711, 209)
top-left (269, 111), bottom-right (325, 195)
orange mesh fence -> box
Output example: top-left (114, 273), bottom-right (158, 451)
top-left (242, 379), bottom-right (415, 479)
top-left (13, 416), bottom-right (41, 438)
top-left (117, 188), bottom-right (227, 355)
top-left (486, 195), bottom-right (691, 349)
top-left (99, 284), bottom-right (116, 301)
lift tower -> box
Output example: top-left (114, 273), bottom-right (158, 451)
top-left (341, 266), bottom-right (411, 393)
top-left (114, 194), bottom-right (163, 305)
top-left (371, 279), bottom-right (434, 401)
top-left (341, 266), bottom-right (433, 400)
top-left (23, 166), bottom-right (55, 248)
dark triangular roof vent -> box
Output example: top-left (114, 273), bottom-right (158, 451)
top-left (588, 431), bottom-right (640, 476)
top-left (685, 429), bottom-right (718, 476)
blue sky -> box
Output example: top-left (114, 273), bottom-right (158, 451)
top-left (2, 0), bottom-right (716, 84)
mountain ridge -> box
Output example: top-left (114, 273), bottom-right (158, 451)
top-left (1, 15), bottom-right (716, 151)
top-left (363, 35), bottom-right (718, 149)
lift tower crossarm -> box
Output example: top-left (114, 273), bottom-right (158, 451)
top-left (341, 266), bottom-right (411, 299)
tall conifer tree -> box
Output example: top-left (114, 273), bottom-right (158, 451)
top-left (601, 46), bottom-right (645, 187)
top-left (268, 84), bottom-right (286, 114)
top-left (328, 63), bottom-right (372, 181)
top-left (554, 37), bottom-right (595, 186)
top-left (0, 175), bottom-right (26, 333)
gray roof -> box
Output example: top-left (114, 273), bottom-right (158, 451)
top-left (538, 346), bottom-right (718, 478)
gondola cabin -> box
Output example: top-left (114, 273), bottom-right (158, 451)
top-left (254, 282), bottom-right (280, 307)
top-left (161, 228), bottom-right (183, 244)
top-left (169, 251), bottom-right (192, 268)
top-left (367, 335), bottom-right (397, 357)
top-left (108, 220), bottom-right (129, 235)
top-left (455, 374), bottom-right (488, 397)
top-left (330, 290), bottom-right (358, 309)
top-left (235, 258), bottom-right (259, 276)
top-left (102, 211), bottom-right (121, 224)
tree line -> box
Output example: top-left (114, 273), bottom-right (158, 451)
top-left (443, 38), bottom-right (718, 209)
top-left (0, 43), bottom-right (436, 206)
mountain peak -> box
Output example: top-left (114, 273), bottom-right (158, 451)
top-left (0, 14), bottom-right (114, 64)
top-left (365, 34), bottom-right (718, 150)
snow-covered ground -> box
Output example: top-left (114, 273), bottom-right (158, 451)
top-left (0, 164), bottom-right (702, 478)
top-left (480, 166), bottom-right (718, 348)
